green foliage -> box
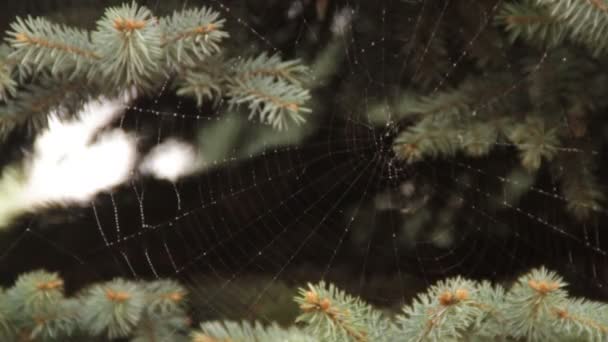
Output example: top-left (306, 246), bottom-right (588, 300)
top-left (294, 282), bottom-right (386, 341)
top-left (295, 267), bottom-right (608, 342)
top-left (506, 117), bottom-right (559, 171)
top-left (393, 114), bottom-right (462, 163)
top-left (1, 270), bottom-right (189, 341)
top-left (389, 0), bottom-right (608, 222)
top-left (160, 7), bottom-right (228, 68)
top-left (0, 1), bottom-right (311, 137)
top-left (535, 0), bottom-right (608, 56)
top-left (81, 279), bottom-right (146, 338)
top-left (497, 0), bottom-right (566, 48)
top-left (227, 77), bottom-right (310, 131)
top-left (5, 271), bottom-right (75, 341)
top-left (91, 2), bottom-right (164, 89)
top-left (225, 53), bottom-right (311, 130)
top-left (555, 152), bottom-right (604, 220)
top-left (231, 53), bottom-right (309, 86)
top-left (7, 16), bottom-right (96, 79)
top-left (192, 321), bottom-right (315, 342)
top-left (2, 267), bottom-right (608, 341)
top-left (497, 0), bottom-right (608, 56)
top-left (0, 45), bottom-right (17, 101)
top-left (396, 277), bottom-right (481, 341)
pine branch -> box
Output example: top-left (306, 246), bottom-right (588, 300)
top-left (507, 117), bottom-right (559, 171)
top-left (393, 115), bottom-right (462, 163)
top-left (226, 53), bottom-right (311, 130)
top-left (553, 150), bottom-right (604, 221)
top-left (192, 321), bottom-right (315, 342)
top-left (534, 0), bottom-right (608, 55)
top-left (390, 76), bottom-right (515, 162)
top-left (231, 53), bottom-right (309, 85)
top-left (0, 290), bottom-right (14, 341)
top-left (466, 281), bottom-right (508, 340)
top-left (524, 48), bottom-right (597, 114)
top-left (393, 267), bottom-right (608, 341)
top-left (175, 67), bottom-right (222, 106)
top-left (143, 280), bottom-right (187, 316)
top-left (553, 298), bottom-right (608, 340)
top-left (396, 89), bottom-right (472, 119)
top-left (0, 270), bottom-right (194, 341)
top-left (3, 2), bottom-right (312, 132)
top-left (294, 281), bottom-right (387, 342)
top-left (0, 75), bottom-right (98, 141)
top-left (81, 279), bottom-right (146, 339)
top-left (497, 0), bottom-right (567, 48)
top-left (6, 16), bottom-right (98, 79)
top-left (460, 122), bottom-right (498, 157)
top-left (503, 267), bottom-right (570, 341)
top-left (499, 0), bottom-right (608, 55)
top-left (91, 2), bottom-right (164, 90)
top-left (133, 280), bottom-right (190, 342)
top-left (5, 271), bottom-right (77, 340)
top-left (1, 267), bottom-right (608, 341)
top-left (161, 7), bottom-right (229, 68)
top-left (396, 277), bottom-right (481, 341)
top-left (391, 72), bottom-right (518, 122)
top-left (0, 45), bottom-right (17, 101)
top-left (227, 77), bottom-right (311, 131)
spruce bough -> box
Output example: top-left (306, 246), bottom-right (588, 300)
top-left (2, 267), bottom-right (607, 341)
top-left (389, 0), bottom-right (608, 221)
top-left (0, 1), bottom-right (311, 133)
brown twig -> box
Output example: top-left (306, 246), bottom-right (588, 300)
top-left (14, 33), bottom-right (99, 60)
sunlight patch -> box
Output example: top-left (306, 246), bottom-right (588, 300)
top-left (139, 138), bottom-right (203, 182)
top-left (0, 95), bottom-right (137, 227)
top-left (23, 97), bottom-right (136, 205)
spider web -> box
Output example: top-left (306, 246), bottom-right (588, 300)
top-left (2, 0), bottom-right (608, 325)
